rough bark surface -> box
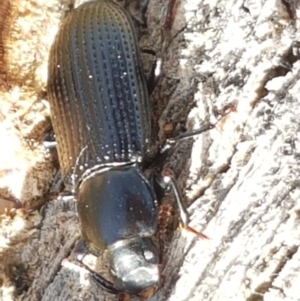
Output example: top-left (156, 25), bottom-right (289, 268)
top-left (1, 0), bottom-right (300, 301)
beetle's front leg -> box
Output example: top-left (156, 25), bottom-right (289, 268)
top-left (71, 240), bottom-right (121, 295)
top-left (156, 169), bottom-right (208, 239)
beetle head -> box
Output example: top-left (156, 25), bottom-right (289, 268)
top-left (108, 237), bottom-right (160, 297)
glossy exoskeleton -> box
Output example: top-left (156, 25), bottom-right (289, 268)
top-left (47, 0), bottom-right (210, 299)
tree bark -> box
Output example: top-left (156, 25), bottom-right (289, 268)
top-left (1, 1), bottom-right (300, 301)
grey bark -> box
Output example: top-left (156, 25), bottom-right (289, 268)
top-left (1, 1), bottom-right (300, 301)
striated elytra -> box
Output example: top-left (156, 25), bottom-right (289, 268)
top-left (47, 0), bottom-right (161, 298)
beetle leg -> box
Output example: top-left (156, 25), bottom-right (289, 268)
top-left (151, 122), bottom-right (213, 167)
top-left (141, 47), bottom-right (163, 95)
top-left (158, 203), bottom-right (175, 241)
top-left (159, 110), bottom-right (233, 161)
top-left (157, 169), bottom-right (208, 239)
top-left (145, 50), bottom-right (163, 95)
top-left (88, 268), bottom-right (121, 295)
top-left (71, 258), bottom-right (121, 295)
top-left (43, 125), bottom-right (57, 149)
top-left (143, 0), bottom-right (180, 94)
top-left (158, 202), bottom-right (176, 262)
top-left (146, 120), bottom-right (215, 171)
top-left (165, 122), bottom-right (215, 145)
top-left (165, 104), bottom-right (236, 146)
top-left (118, 292), bottom-right (131, 301)
top-left (72, 240), bottom-right (121, 295)
top-left (43, 141), bottom-right (57, 149)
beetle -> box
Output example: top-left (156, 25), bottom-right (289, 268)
top-left (47, 0), bottom-right (211, 299)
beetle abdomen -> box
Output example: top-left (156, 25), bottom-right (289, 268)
top-left (47, 0), bottom-right (151, 187)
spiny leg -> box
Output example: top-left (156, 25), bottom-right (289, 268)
top-left (156, 169), bottom-right (208, 240)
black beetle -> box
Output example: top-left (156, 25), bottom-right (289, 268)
top-left (47, 0), bottom-right (211, 299)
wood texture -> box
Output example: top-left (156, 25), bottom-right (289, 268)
top-left (1, 1), bottom-right (300, 301)
top-left (0, 0), bottom-right (11, 85)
